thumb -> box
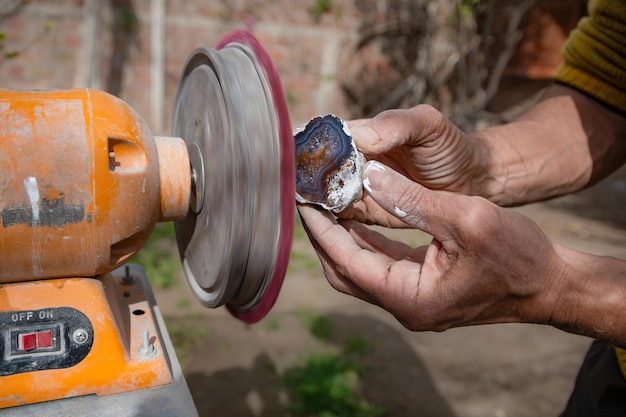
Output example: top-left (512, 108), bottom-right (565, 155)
top-left (350, 109), bottom-right (413, 154)
top-left (350, 106), bottom-right (445, 155)
top-left (362, 160), bottom-right (458, 239)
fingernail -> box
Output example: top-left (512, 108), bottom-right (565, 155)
top-left (394, 206), bottom-right (408, 218)
top-left (362, 161), bottom-right (385, 193)
top-left (364, 161), bottom-right (385, 174)
top-left (363, 177), bottom-right (373, 193)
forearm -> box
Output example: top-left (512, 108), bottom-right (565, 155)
top-left (471, 84), bottom-right (626, 206)
top-left (527, 245), bottom-right (626, 348)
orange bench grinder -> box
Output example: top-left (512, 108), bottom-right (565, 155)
top-left (0, 30), bottom-right (295, 416)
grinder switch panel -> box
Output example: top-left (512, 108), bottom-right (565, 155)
top-left (1, 307), bottom-right (93, 376)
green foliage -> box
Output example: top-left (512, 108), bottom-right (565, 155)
top-left (295, 310), bottom-right (334, 342)
top-left (280, 349), bottom-right (385, 417)
top-left (120, 9), bottom-right (139, 33)
top-left (265, 317), bottom-right (281, 331)
top-left (164, 314), bottom-right (209, 368)
top-left (458, 0), bottom-right (483, 17)
top-left (288, 250), bottom-right (320, 275)
top-left (286, 88), bottom-right (300, 106)
top-left (290, 215), bottom-right (322, 275)
top-left (293, 212), bottom-right (307, 240)
top-left (277, 312), bottom-right (384, 416)
top-left (343, 336), bottom-right (371, 358)
top-left (294, 308), bottom-right (315, 323)
top-left (311, 0), bottom-right (332, 22)
top-left (290, 214), bottom-right (322, 276)
top-left (310, 315), bottom-right (334, 342)
top-left (0, 0), bottom-right (53, 61)
top-left (149, 221), bottom-right (177, 240)
top-left (176, 296), bottom-right (191, 309)
top-left (133, 222), bottom-right (182, 288)
top-left (0, 32), bottom-right (17, 59)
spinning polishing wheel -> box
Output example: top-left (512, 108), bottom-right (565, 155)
top-left (173, 31), bottom-right (295, 324)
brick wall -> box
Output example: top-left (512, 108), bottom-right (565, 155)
top-left (1, 1), bottom-right (84, 90)
top-left (1, 0), bottom-right (578, 135)
top-left (1, 0), bottom-right (363, 135)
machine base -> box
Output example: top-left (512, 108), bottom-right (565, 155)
top-left (0, 265), bottom-right (197, 417)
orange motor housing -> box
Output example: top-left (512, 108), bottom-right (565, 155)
top-left (0, 89), bottom-right (191, 282)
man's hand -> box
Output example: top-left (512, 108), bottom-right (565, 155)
top-left (343, 85), bottom-right (626, 214)
top-left (299, 161), bottom-right (565, 331)
top-left (339, 106), bottom-right (487, 226)
top-left (299, 84), bottom-right (626, 343)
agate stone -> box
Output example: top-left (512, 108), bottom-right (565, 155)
top-left (294, 114), bottom-right (364, 212)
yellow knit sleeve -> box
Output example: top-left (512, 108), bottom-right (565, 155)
top-left (554, 0), bottom-right (626, 113)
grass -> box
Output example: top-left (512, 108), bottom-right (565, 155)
top-left (287, 250), bottom-right (321, 276)
top-left (265, 317), bottom-right (282, 331)
top-left (293, 214), bottom-right (307, 240)
top-left (163, 313), bottom-right (209, 368)
top-left (289, 215), bottom-right (324, 277)
top-left (310, 315), bottom-right (334, 342)
top-left (132, 222), bottom-right (182, 289)
top-left (278, 314), bottom-right (386, 417)
top-left (176, 296), bottom-right (191, 309)
top-left (280, 352), bottom-right (383, 417)
top-left (294, 310), bottom-right (334, 343)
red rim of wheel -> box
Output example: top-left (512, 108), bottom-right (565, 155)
top-left (217, 30), bottom-right (294, 324)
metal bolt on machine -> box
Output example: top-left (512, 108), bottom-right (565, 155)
top-left (0, 30), bottom-right (295, 416)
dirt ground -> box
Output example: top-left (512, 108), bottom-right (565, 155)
top-left (154, 166), bottom-right (626, 417)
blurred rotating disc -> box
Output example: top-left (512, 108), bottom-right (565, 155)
top-left (172, 30), bottom-right (295, 323)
